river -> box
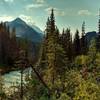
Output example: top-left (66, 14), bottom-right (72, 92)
top-left (2, 67), bottom-right (32, 88)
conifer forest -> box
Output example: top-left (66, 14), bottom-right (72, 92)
top-left (0, 0), bottom-right (100, 100)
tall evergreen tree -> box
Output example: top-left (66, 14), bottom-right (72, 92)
top-left (96, 9), bottom-right (100, 51)
top-left (39, 9), bottom-right (68, 96)
top-left (60, 28), bottom-right (65, 45)
top-left (50, 9), bottom-right (55, 35)
top-left (45, 17), bottom-right (51, 40)
top-left (55, 26), bottom-right (60, 43)
top-left (73, 29), bottom-right (81, 57)
top-left (61, 28), bottom-right (73, 61)
top-left (45, 9), bottom-right (57, 85)
top-left (80, 21), bottom-right (87, 54)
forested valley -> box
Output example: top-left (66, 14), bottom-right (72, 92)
top-left (0, 9), bottom-right (100, 100)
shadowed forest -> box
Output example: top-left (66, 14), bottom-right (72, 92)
top-left (0, 9), bottom-right (100, 100)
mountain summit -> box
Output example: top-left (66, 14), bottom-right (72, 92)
top-left (6, 18), bottom-right (43, 43)
top-left (12, 17), bottom-right (26, 25)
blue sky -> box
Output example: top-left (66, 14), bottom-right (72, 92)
top-left (0, 0), bottom-right (100, 34)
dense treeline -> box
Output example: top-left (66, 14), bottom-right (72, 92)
top-left (0, 22), bottom-right (36, 68)
top-left (0, 22), bottom-right (19, 66)
top-left (0, 9), bottom-right (100, 100)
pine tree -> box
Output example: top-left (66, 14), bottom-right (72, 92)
top-left (96, 9), bottom-right (100, 51)
top-left (61, 28), bottom-right (73, 62)
top-left (73, 29), bottom-right (81, 57)
top-left (55, 26), bottom-right (60, 43)
top-left (80, 21), bottom-right (87, 55)
top-left (39, 9), bottom-right (68, 96)
top-left (60, 28), bottom-right (65, 46)
top-left (50, 9), bottom-right (55, 35)
top-left (45, 17), bottom-right (51, 40)
top-left (65, 28), bottom-right (73, 61)
top-left (39, 9), bottom-right (56, 87)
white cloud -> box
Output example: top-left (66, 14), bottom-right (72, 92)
top-left (45, 7), bottom-right (66, 16)
top-left (4, 0), bottom-right (14, 3)
top-left (0, 15), bottom-right (14, 22)
top-left (36, 0), bottom-right (45, 3)
top-left (26, 4), bottom-right (44, 10)
top-left (55, 10), bottom-right (66, 16)
top-left (19, 14), bottom-right (35, 25)
top-left (78, 10), bottom-right (91, 16)
top-left (26, 0), bottom-right (47, 10)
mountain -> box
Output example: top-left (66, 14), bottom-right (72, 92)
top-left (85, 31), bottom-right (97, 45)
top-left (6, 18), bottom-right (43, 43)
top-left (6, 18), bottom-right (44, 62)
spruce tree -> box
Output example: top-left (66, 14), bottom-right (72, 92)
top-left (80, 21), bottom-right (87, 55)
top-left (73, 29), bottom-right (81, 57)
top-left (55, 26), bottom-right (60, 43)
top-left (60, 28), bottom-right (65, 46)
top-left (66, 28), bottom-right (72, 61)
top-left (61, 28), bottom-right (73, 62)
top-left (39, 9), bottom-right (68, 96)
top-left (50, 9), bottom-right (55, 35)
top-left (96, 9), bottom-right (100, 51)
top-left (45, 17), bottom-right (51, 40)
top-left (40, 9), bottom-right (56, 87)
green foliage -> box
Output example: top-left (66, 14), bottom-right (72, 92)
top-left (58, 93), bottom-right (70, 100)
top-left (74, 80), bottom-right (100, 100)
top-left (0, 75), bottom-right (7, 99)
top-left (75, 55), bottom-right (90, 66)
top-left (88, 39), bottom-right (97, 60)
top-left (95, 52), bottom-right (100, 68)
top-left (1, 8), bottom-right (100, 100)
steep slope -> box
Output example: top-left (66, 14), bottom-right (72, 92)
top-left (6, 18), bottom-right (43, 43)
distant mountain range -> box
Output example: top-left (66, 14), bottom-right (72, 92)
top-left (6, 18), bottom-right (43, 43)
top-left (85, 31), bottom-right (97, 44)
top-left (6, 18), bottom-right (99, 46)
